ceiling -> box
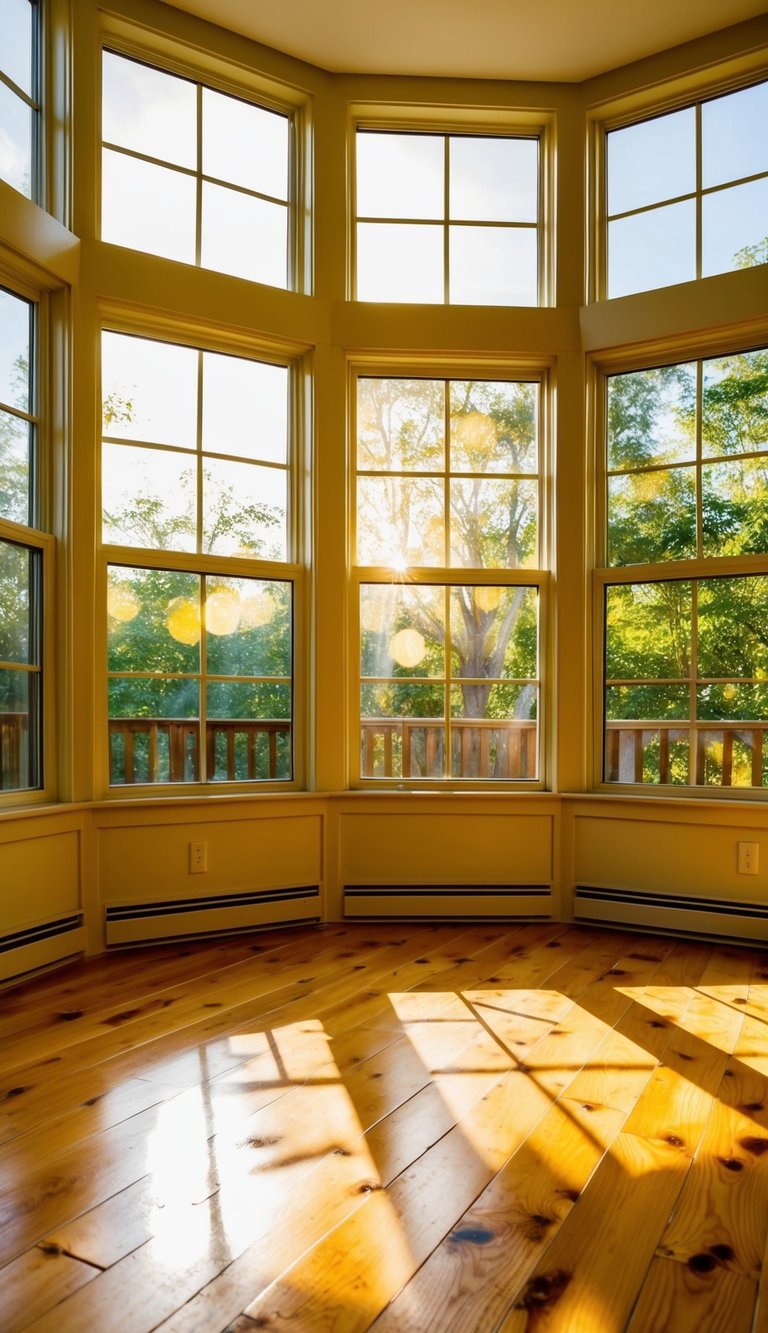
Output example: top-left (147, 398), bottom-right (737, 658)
top-left (160, 0), bottom-right (768, 83)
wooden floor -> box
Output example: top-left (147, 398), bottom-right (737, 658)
top-left (1, 921), bottom-right (768, 1332)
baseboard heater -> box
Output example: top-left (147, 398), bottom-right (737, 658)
top-left (105, 886), bottom-right (321, 945)
top-left (575, 884), bottom-right (768, 944)
top-left (344, 884), bottom-right (551, 920)
top-left (0, 913), bottom-right (85, 983)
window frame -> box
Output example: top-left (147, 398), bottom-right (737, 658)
top-left (97, 32), bottom-right (310, 295)
top-left (590, 62), bottom-right (768, 303)
top-left (349, 105), bottom-right (554, 307)
top-left (348, 356), bottom-right (552, 791)
top-left (97, 314), bottom-right (309, 798)
top-left (591, 328), bottom-right (768, 798)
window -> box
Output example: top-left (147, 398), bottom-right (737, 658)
top-left (600, 346), bottom-right (768, 790)
top-left (101, 330), bottom-right (300, 788)
top-left (355, 131), bottom-right (539, 305)
top-left (353, 374), bottom-right (543, 783)
top-left (101, 51), bottom-right (292, 288)
top-left (606, 78), bottom-right (768, 298)
top-left (0, 0), bottom-right (40, 199)
top-left (0, 284), bottom-right (43, 793)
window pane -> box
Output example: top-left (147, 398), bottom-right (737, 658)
top-left (605, 582), bottom-right (692, 680)
top-left (203, 89), bottom-right (288, 199)
top-left (356, 476), bottom-right (444, 565)
top-left (608, 364), bottom-right (696, 470)
top-left (2, 0), bottom-right (34, 97)
top-left (206, 579), bottom-right (291, 677)
top-left (450, 478), bottom-right (537, 567)
top-left (360, 584), bottom-right (445, 678)
top-left (702, 177), bottom-right (768, 278)
top-left (0, 409), bottom-right (30, 524)
top-left (357, 132), bottom-right (444, 220)
top-left (202, 458), bottom-right (287, 559)
top-left (102, 149), bottom-right (196, 263)
top-left (102, 333), bottom-right (198, 447)
top-left (206, 684), bottom-right (291, 782)
top-left (108, 567), bottom-right (200, 673)
top-left (202, 353), bottom-right (288, 463)
top-left (201, 182), bottom-right (287, 288)
top-left (450, 226), bottom-right (537, 306)
top-left (360, 683), bottom-right (445, 779)
top-left (698, 575), bottom-right (768, 678)
top-left (0, 79), bottom-right (32, 196)
top-left (102, 53), bottom-right (196, 168)
top-left (607, 468), bottom-right (696, 565)
top-left (450, 380), bottom-right (537, 474)
top-left (450, 137), bottom-right (537, 223)
top-left (703, 349), bottom-right (768, 457)
top-left (102, 444), bottom-right (196, 551)
top-left (0, 287), bottom-right (30, 412)
top-left (450, 685), bottom-right (537, 779)
top-left (608, 199), bottom-right (696, 297)
top-left (0, 669), bottom-right (37, 791)
top-left (357, 378), bottom-right (445, 471)
top-left (607, 108), bottom-right (695, 216)
top-left (450, 586), bottom-right (537, 679)
top-left (606, 684), bottom-right (689, 719)
top-left (702, 82), bottom-right (768, 190)
top-left (698, 682), bottom-right (768, 721)
top-left (357, 223), bottom-right (444, 303)
top-left (0, 539), bottom-right (32, 662)
top-left (108, 679), bottom-right (200, 785)
top-left (702, 457), bottom-right (768, 557)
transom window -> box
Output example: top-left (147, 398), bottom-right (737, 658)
top-left (101, 51), bottom-right (291, 288)
top-left (0, 0), bottom-right (40, 199)
top-left (355, 131), bottom-right (539, 305)
top-left (600, 345), bottom-right (768, 790)
top-left (607, 78), bottom-right (768, 297)
top-left (354, 375), bottom-right (543, 783)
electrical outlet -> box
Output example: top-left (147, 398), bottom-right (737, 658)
top-left (190, 841), bottom-right (208, 874)
top-left (738, 841), bottom-right (758, 875)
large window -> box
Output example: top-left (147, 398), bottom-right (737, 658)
top-left (606, 78), bottom-right (768, 298)
top-left (101, 331), bottom-right (299, 788)
top-left (0, 284), bottom-right (43, 793)
top-left (600, 346), bottom-right (768, 790)
top-left (355, 131), bottom-right (539, 305)
top-left (0, 0), bottom-right (40, 199)
top-left (101, 51), bottom-right (292, 288)
top-left (353, 374), bottom-right (543, 783)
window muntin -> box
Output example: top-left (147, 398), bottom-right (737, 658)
top-left (602, 345), bottom-right (768, 791)
top-left (107, 566), bottom-right (292, 786)
top-left (101, 331), bottom-right (289, 559)
top-left (101, 51), bottom-right (291, 288)
top-left (355, 131), bottom-right (539, 305)
top-left (354, 374), bottom-right (542, 784)
top-left (606, 79), bottom-right (768, 298)
top-left (0, 0), bottom-right (40, 199)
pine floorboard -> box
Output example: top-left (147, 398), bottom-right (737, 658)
top-left (0, 920), bottom-right (767, 1331)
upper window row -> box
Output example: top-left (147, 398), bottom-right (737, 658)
top-left (4, 36), bottom-right (768, 305)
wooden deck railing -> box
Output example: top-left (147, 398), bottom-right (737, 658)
top-left (107, 717), bottom-right (291, 784)
top-left (606, 720), bottom-right (768, 786)
top-left (360, 718), bottom-right (538, 779)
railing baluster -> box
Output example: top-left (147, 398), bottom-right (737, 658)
top-left (659, 727), bottom-right (670, 783)
top-left (269, 727), bottom-right (278, 779)
top-left (752, 729), bottom-right (763, 788)
top-left (722, 729), bottom-right (734, 787)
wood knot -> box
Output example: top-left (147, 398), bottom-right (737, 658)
top-left (4, 1086), bottom-right (29, 1100)
top-left (517, 1270), bottom-right (572, 1311)
top-left (605, 968), bottom-right (626, 977)
top-left (709, 1244), bottom-right (735, 1263)
top-left (356, 1181), bottom-right (381, 1194)
top-left (449, 1226), bottom-right (495, 1245)
top-left (649, 1020), bottom-right (667, 1029)
top-left (556, 1188), bottom-right (580, 1203)
top-left (665, 1134), bottom-right (685, 1148)
top-left (332, 1146), bottom-right (352, 1157)
top-left (740, 1137), bottom-right (768, 1156)
top-left (739, 1102), bottom-right (764, 1114)
top-left (688, 1253), bottom-right (716, 1274)
top-left (56, 1010), bottom-right (83, 1022)
top-left (546, 940), bottom-right (561, 947)
top-left (718, 1157), bottom-right (744, 1172)
top-left (37, 1241), bottom-right (65, 1256)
